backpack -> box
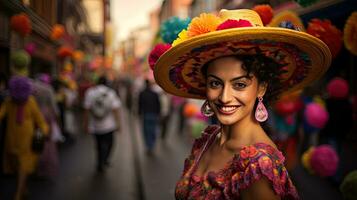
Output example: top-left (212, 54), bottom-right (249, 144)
top-left (90, 88), bottom-right (112, 119)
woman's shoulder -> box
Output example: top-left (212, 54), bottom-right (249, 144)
top-left (229, 142), bottom-right (299, 199)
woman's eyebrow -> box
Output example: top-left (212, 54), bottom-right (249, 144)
top-left (207, 74), bottom-right (249, 82)
top-left (230, 75), bottom-right (250, 82)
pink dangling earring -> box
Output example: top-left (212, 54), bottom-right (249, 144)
top-left (201, 100), bottom-right (214, 117)
top-left (255, 97), bottom-right (268, 122)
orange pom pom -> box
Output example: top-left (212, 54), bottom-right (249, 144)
top-left (183, 103), bottom-right (199, 118)
top-left (253, 4), bottom-right (273, 26)
top-left (10, 13), bottom-right (32, 37)
top-left (51, 24), bottom-right (65, 40)
top-left (57, 46), bottom-right (73, 59)
top-left (187, 13), bottom-right (221, 37)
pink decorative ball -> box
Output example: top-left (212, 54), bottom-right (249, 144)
top-left (310, 145), bottom-right (339, 177)
top-left (304, 103), bottom-right (329, 129)
top-left (24, 43), bottom-right (37, 55)
top-left (327, 77), bottom-right (349, 99)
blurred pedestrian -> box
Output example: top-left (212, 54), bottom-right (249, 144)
top-left (83, 76), bottom-right (121, 172)
top-left (0, 76), bottom-right (48, 200)
top-left (159, 91), bottom-right (172, 139)
top-left (138, 80), bottom-right (161, 154)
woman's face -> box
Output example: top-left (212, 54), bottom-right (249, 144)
top-left (205, 56), bottom-right (266, 125)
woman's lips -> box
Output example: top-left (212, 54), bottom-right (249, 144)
top-left (215, 104), bottom-right (241, 115)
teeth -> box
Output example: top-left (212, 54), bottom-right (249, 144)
top-left (220, 106), bottom-right (237, 112)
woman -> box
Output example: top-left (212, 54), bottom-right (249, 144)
top-left (149, 9), bottom-right (331, 199)
top-left (0, 76), bottom-right (49, 200)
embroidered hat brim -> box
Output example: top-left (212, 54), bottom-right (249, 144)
top-left (153, 10), bottom-right (332, 99)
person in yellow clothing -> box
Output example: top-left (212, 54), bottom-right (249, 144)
top-left (0, 76), bottom-right (49, 200)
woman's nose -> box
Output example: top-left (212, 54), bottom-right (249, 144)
top-left (218, 85), bottom-right (232, 104)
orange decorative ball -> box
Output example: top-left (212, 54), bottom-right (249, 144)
top-left (253, 4), bottom-right (273, 26)
top-left (51, 24), bottom-right (65, 40)
top-left (183, 103), bottom-right (199, 118)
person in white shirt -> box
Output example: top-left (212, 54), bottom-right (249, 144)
top-left (83, 76), bottom-right (121, 172)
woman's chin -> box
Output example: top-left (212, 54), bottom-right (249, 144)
top-left (216, 115), bottom-right (239, 125)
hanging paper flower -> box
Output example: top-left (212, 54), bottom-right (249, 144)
top-left (24, 42), bottom-right (37, 55)
top-left (307, 19), bottom-right (342, 58)
top-left (252, 4), bottom-right (273, 26)
top-left (344, 12), bottom-right (357, 56)
top-left (304, 102), bottom-right (329, 129)
top-left (11, 50), bottom-right (31, 69)
top-left (172, 30), bottom-right (189, 46)
top-left (340, 170), bottom-right (357, 200)
top-left (183, 103), bottom-right (199, 118)
top-left (57, 46), bottom-right (73, 58)
top-left (301, 147), bottom-right (315, 174)
top-left (50, 24), bottom-right (65, 40)
top-left (10, 13), bottom-right (32, 37)
top-left (310, 145), bottom-right (339, 177)
top-left (148, 43), bottom-right (171, 70)
top-left (160, 16), bottom-right (191, 44)
top-left (268, 10), bottom-right (305, 31)
top-left (295, 0), bottom-right (319, 7)
top-left (72, 50), bottom-right (84, 62)
top-left (187, 13), bottom-right (221, 37)
top-left (327, 77), bottom-right (349, 99)
top-left (9, 76), bottom-right (32, 103)
top-left (216, 19), bottom-right (253, 30)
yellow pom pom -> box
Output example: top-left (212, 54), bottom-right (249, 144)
top-left (302, 147), bottom-right (315, 174)
top-left (344, 12), bottom-right (357, 56)
top-left (187, 13), bottom-right (221, 37)
top-left (172, 29), bottom-right (188, 46)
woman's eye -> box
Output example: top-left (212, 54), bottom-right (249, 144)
top-left (208, 80), bottom-right (221, 88)
top-left (233, 82), bottom-right (247, 89)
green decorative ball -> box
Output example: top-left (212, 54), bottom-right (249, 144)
top-left (11, 50), bottom-right (31, 69)
top-left (340, 170), bottom-right (357, 200)
top-left (191, 121), bottom-right (206, 139)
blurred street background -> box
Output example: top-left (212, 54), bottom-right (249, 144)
top-left (0, 0), bottom-right (356, 200)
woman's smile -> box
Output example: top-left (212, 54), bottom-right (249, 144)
top-left (215, 104), bottom-right (241, 115)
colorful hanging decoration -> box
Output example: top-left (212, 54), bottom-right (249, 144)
top-left (160, 16), bottom-right (191, 44)
top-left (301, 147), bottom-right (315, 174)
top-left (294, 0), bottom-right (319, 7)
top-left (57, 46), bottom-right (73, 59)
top-left (191, 120), bottom-right (206, 139)
top-left (252, 4), bottom-right (273, 26)
top-left (183, 103), bottom-right (199, 118)
top-left (344, 12), bottom-right (357, 56)
top-left (304, 102), bottom-right (329, 129)
top-left (340, 170), bottom-right (357, 200)
top-left (310, 145), bottom-right (339, 177)
top-left (72, 50), bottom-right (84, 62)
top-left (307, 19), bottom-right (343, 58)
top-left (268, 10), bottom-right (305, 31)
top-left (50, 24), bottom-right (65, 40)
top-left (11, 50), bottom-right (31, 69)
top-left (10, 13), bottom-right (32, 37)
top-left (24, 42), bottom-right (37, 55)
top-left (327, 77), bottom-right (349, 99)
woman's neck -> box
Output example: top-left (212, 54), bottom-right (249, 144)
top-left (219, 113), bottom-right (264, 147)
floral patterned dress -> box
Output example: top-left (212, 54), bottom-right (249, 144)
top-left (175, 125), bottom-right (299, 200)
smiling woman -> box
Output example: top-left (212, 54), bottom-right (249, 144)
top-left (149, 8), bottom-right (331, 200)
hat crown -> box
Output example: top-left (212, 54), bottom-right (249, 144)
top-left (219, 9), bottom-right (263, 27)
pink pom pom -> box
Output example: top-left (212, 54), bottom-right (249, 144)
top-left (327, 77), bottom-right (349, 99)
top-left (24, 43), bottom-right (37, 55)
top-left (216, 19), bottom-right (253, 30)
top-left (310, 145), bottom-right (339, 177)
top-left (148, 43), bottom-right (171, 70)
top-left (304, 103), bottom-right (329, 129)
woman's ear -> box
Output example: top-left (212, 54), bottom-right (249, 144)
top-left (258, 82), bottom-right (268, 97)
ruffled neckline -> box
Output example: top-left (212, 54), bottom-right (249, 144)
top-left (190, 142), bottom-right (282, 182)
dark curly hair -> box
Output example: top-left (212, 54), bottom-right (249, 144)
top-left (201, 54), bottom-right (285, 105)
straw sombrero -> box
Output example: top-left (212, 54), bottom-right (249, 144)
top-left (152, 9), bottom-right (331, 99)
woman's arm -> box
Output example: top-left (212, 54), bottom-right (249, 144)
top-left (241, 178), bottom-right (280, 200)
top-left (31, 97), bottom-right (49, 136)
